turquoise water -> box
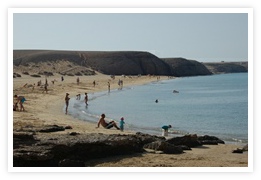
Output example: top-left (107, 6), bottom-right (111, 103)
top-left (67, 73), bottom-right (248, 144)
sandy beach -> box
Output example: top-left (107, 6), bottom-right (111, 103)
top-left (12, 72), bottom-right (248, 168)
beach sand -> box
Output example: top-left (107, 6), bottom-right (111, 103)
top-left (12, 73), bottom-right (248, 168)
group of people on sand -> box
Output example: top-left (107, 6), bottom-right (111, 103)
top-left (64, 92), bottom-right (125, 131)
top-left (64, 92), bottom-right (89, 114)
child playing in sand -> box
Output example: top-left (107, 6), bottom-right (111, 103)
top-left (162, 125), bottom-right (172, 137)
top-left (119, 117), bottom-right (125, 131)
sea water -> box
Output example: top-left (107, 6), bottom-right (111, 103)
top-left (67, 73), bottom-right (248, 144)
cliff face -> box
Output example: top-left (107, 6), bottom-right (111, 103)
top-left (77, 51), bottom-right (173, 75)
top-left (203, 62), bottom-right (248, 74)
top-left (13, 50), bottom-right (248, 77)
top-left (162, 58), bottom-right (212, 77)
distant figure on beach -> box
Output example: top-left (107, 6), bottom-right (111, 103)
top-left (84, 93), bottom-right (88, 106)
top-left (108, 81), bottom-right (110, 92)
top-left (161, 125), bottom-right (172, 137)
top-left (37, 80), bottom-right (42, 86)
top-left (119, 117), bottom-right (125, 131)
top-left (14, 95), bottom-right (26, 111)
top-left (155, 99), bottom-right (158, 103)
top-left (76, 77), bottom-right (80, 85)
top-left (93, 80), bottom-right (96, 87)
top-left (118, 79), bottom-right (123, 90)
top-left (45, 78), bottom-right (48, 85)
top-left (96, 114), bottom-right (120, 130)
top-left (76, 94), bottom-right (81, 100)
top-left (65, 93), bottom-right (70, 114)
top-left (43, 83), bottom-right (48, 93)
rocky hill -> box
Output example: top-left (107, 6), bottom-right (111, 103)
top-left (203, 61), bottom-right (248, 74)
top-left (161, 58), bottom-right (212, 77)
top-left (13, 50), bottom-right (248, 77)
top-left (13, 50), bottom-right (172, 76)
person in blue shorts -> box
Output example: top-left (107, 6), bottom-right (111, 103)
top-left (96, 114), bottom-right (120, 130)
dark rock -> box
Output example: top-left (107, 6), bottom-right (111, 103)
top-left (232, 149), bottom-right (244, 154)
top-left (13, 132), bottom-right (38, 148)
top-left (69, 132), bottom-right (79, 136)
top-left (198, 140), bottom-right (218, 145)
top-left (30, 74), bottom-right (41, 78)
top-left (58, 159), bottom-right (85, 167)
top-left (198, 135), bottom-right (225, 144)
top-left (135, 132), bottom-right (165, 144)
top-left (143, 141), bottom-right (183, 154)
top-left (13, 133), bottom-right (161, 167)
top-left (13, 73), bottom-right (21, 78)
top-left (65, 125), bottom-right (73, 129)
top-left (177, 145), bottom-right (192, 150)
top-left (39, 125), bottom-right (65, 133)
top-left (166, 134), bottom-right (202, 148)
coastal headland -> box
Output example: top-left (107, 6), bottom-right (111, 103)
top-left (12, 50), bottom-right (248, 168)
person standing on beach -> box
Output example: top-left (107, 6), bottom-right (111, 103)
top-left (65, 93), bottom-right (70, 114)
top-left (84, 92), bottom-right (88, 106)
top-left (43, 83), bottom-right (48, 93)
top-left (119, 117), bottom-right (125, 131)
top-left (76, 77), bottom-right (80, 85)
top-left (96, 114), bottom-right (120, 130)
top-left (108, 81), bottom-right (110, 93)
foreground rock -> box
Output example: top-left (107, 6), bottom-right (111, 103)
top-left (143, 141), bottom-right (184, 154)
top-left (13, 130), bottom-right (228, 167)
top-left (13, 132), bottom-right (164, 167)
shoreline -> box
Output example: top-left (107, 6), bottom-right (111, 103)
top-left (12, 73), bottom-right (248, 167)
top-left (66, 74), bottom-right (248, 146)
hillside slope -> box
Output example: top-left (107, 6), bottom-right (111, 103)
top-left (13, 50), bottom-right (173, 76)
top-left (13, 50), bottom-right (248, 77)
top-left (162, 58), bottom-right (212, 77)
top-left (203, 62), bottom-right (248, 74)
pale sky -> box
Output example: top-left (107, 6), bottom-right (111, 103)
top-left (13, 11), bottom-right (248, 62)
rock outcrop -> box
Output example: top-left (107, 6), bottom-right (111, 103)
top-left (13, 132), bottom-right (164, 167)
top-left (13, 128), bottom-right (228, 167)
